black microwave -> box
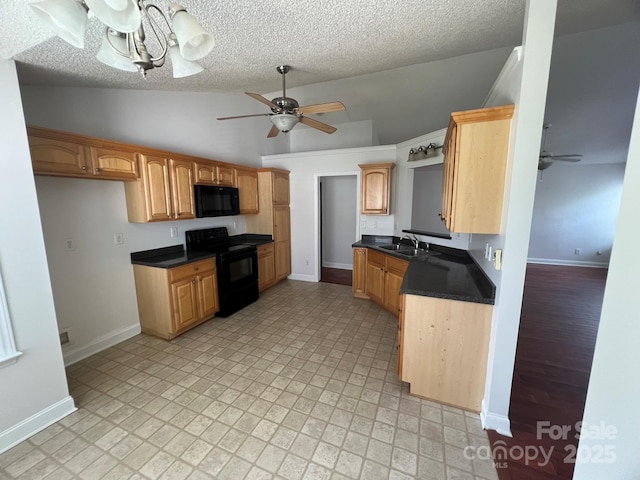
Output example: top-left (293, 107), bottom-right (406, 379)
top-left (194, 185), bottom-right (240, 217)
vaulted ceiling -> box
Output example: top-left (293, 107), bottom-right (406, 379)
top-left (2, 0), bottom-right (639, 147)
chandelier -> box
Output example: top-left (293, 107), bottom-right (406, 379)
top-left (30, 0), bottom-right (215, 78)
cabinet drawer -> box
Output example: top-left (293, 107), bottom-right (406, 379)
top-left (168, 259), bottom-right (216, 283)
top-left (386, 256), bottom-right (409, 276)
top-left (367, 249), bottom-right (385, 267)
top-left (257, 243), bottom-right (274, 256)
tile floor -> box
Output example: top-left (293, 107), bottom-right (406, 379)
top-left (0, 280), bottom-right (498, 480)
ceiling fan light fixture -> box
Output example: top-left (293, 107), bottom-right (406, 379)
top-left (96, 28), bottom-right (138, 72)
top-left (30, 0), bottom-right (88, 49)
top-left (270, 114), bottom-right (300, 133)
top-left (169, 3), bottom-right (215, 61)
top-left (85, 0), bottom-right (141, 33)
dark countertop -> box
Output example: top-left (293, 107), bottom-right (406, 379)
top-left (131, 245), bottom-right (216, 269)
top-left (352, 235), bottom-right (495, 305)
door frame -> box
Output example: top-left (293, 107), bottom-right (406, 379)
top-left (314, 172), bottom-right (360, 282)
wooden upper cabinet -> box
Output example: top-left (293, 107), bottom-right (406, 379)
top-left (441, 105), bottom-right (514, 234)
top-left (27, 126), bottom-right (138, 181)
top-left (194, 162), bottom-right (237, 187)
top-left (88, 146), bottom-right (138, 180)
top-left (125, 154), bottom-right (172, 222)
top-left (236, 167), bottom-right (259, 214)
top-left (29, 134), bottom-right (89, 176)
top-left (170, 158), bottom-right (196, 220)
top-left (124, 155), bottom-right (195, 222)
top-left (359, 162), bottom-right (395, 215)
top-left (272, 170), bottom-right (290, 205)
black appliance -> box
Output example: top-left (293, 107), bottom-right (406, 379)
top-left (194, 185), bottom-right (240, 218)
top-left (186, 227), bottom-right (258, 317)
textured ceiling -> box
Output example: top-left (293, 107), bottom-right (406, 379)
top-left (1, 0), bottom-right (638, 146)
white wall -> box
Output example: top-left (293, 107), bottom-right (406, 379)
top-left (20, 86), bottom-right (289, 165)
top-left (321, 176), bottom-right (357, 269)
top-left (410, 164), bottom-right (452, 237)
top-left (0, 60), bottom-right (74, 453)
top-left (528, 163), bottom-right (625, 266)
top-left (262, 146), bottom-right (397, 282)
top-left (34, 176), bottom-right (248, 365)
top-left (290, 120), bottom-right (379, 153)
top-left (468, 0), bottom-right (558, 435)
top-left (573, 86), bottom-right (640, 480)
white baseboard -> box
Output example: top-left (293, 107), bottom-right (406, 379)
top-left (527, 258), bottom-right (608, 268)
top-left (62, 323), bottom-right (141, 367)
top-left (287, 274), bottom-right (318, 283)
top-left (321, 262), bottom-right (352, 270)
top-left (0, 396), bottom-right (76, 454)
top-left (481, 400), bottom-right (512, 437)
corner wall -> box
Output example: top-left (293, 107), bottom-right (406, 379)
top-left (0, 60), bottom-right (74, 453)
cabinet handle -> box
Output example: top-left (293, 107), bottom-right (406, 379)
top-left (95, 167), bottom-right (101, 173)
top-left (192, 279), bottom-right (196, 284)
top-left (194, 267), bottom-right (199, 271)
top-left (81, 165), bottom-right (87, 171)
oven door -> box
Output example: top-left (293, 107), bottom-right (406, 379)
top-left (217, 248), bottom-right (258, 298)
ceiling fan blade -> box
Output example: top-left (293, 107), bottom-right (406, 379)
top-left (217, 113), bottom-right (268, 120)
top-left (553, 156), bottom-right (582, 162)
top-left (245, 92), bottom-right (278, 109)
top-left (267, 125), bottom-right (279, 138)
top-left (299, 116), bottom-right (337, 134)
top-left (297, 101), bottom-right (346, 115)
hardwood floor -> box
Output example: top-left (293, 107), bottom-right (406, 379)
top-left (320, 266), bottom-right (352, 286)
top-left (489, 263), bottom-right (608, 480)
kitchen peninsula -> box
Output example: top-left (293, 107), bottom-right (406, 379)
top-left (352, 236), bottom-right (495, 411)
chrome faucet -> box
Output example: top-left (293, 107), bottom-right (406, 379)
top-left (401, 234), bottom-right (420, 249)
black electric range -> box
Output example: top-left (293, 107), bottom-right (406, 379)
top-left (185, 227), bottom-right (258, 317)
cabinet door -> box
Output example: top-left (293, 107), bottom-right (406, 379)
top-left (29, 136), bottom-right (89, 176)
top-left (237, 168), bottom-right (259, 214)
top-left (197, 269), bottom-right (219, 319)
top-left (194, 163), bottom-right (216, 185)
top-left (88, 146), bottom-right (138, 180)
top-left (216, 166), bottom-right (237, 186)
top-left (366, 251), bottom-right (385, 305)
top-left (171, 277), bottom-right (199, 331)
top-left (273, 206), bottom-right (290, 243)
top-left (272, 171), bottom-right (290, 205)
top-left (257, 244), bottom-right (276, 292)
top-left (275, 241), bottom-right (291, 281)
top-left (170, 159), bottom-right (195, 219)
top-left (360, 164), bottom-right (394, 215)
top-left (142, 155), bottom-right (172, 221)
top-left (352, 248), bottom-right (368, 298)
top-left (384, 270), bottom-right (405, 316)
top-left (441, 127), bottom-right (456, 229)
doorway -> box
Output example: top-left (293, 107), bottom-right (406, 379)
top-left (318, 175), bottom-right (357, 286)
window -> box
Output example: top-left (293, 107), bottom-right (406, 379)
top-left (0, 264), bottom-right (22, 368)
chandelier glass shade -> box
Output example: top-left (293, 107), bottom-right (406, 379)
top-left (29, 0), bottom-right (215, 78)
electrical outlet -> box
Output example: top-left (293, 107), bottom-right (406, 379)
top-left (574, 248), bottom-right (582, 255)
top-left (361, 220), bottom-right (367, 229)
top-left (484, 243), bottom-right (490, 259)
top-left (487, 245), bottom-right (492, 262)
top-left (305, 260), bottom-right (309, 266)
top-left (59, 331), bottom-right (70, 345)
top-left (494, 249), bottom-right (502, 270)
top-left (233, 221), bottom-right (237, 230)
top-left (114, 233), bottom-right (125, 245)
top-left (170, 227), bottom-right (178, 238)
top-left (371, 221), bottom-right (378, 229)
top-left (64, 239), bottom-right (75, 252)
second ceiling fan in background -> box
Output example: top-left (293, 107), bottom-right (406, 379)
top-left (218, 65), bottom-right (345, 138)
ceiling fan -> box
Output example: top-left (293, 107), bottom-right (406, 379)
top-left (217, 65), bottom-right (346, 138)
top-left (538, 124), bottom-right (583, 170)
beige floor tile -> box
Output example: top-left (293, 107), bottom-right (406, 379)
top-left (0, 281), bottom-right (496, 480)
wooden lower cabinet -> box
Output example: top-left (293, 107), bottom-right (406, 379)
top-left (399, 294), bottom-right (492, 411)
top-left (352, 248), bottom-right (368, 298)
top-left (364, 249), bottom-right (408, 316)
top-left (133, 258), bottom-right (218, 340)
top-left (257, 243), bottom-right (276, 292)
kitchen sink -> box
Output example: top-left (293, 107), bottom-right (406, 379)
top-left (379, 244), bottom-right (428, 256)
